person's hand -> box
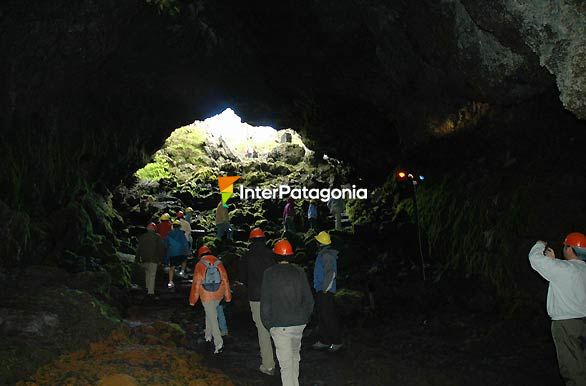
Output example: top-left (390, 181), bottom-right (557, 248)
top-left (538, 240), bottom-right (555, 259)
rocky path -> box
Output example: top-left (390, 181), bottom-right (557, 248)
top-left (122, 276), bottom-right (562, 386)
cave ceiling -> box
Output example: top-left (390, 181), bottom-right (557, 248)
top-left (1, 0), bottom-right (585, 183)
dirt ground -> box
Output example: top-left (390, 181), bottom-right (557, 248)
top-left (123, 278), bottom-right (561, 386)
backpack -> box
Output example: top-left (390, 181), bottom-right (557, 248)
top-left (202, 259), bottom-right (222, 292)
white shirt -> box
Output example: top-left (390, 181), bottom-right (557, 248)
top-left (529, 241), bottom-right (586, 320)
top-left (179, 218), bottom-right (192, 242)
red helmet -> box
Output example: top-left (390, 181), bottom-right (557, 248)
top-left (147, 222), bottom-right (157, 231)
top-left (197, 245), bottom-right (212, 258)
top-left (273, 239), bottom-right (294, 256)
top-left (176, 210), bottom-right (184, 219)
top-left (564, 232), bottom-right (586, 248)
top-left (249, 227), bottom-right (266, 239)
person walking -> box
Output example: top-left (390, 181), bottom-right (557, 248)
top-left (177, 210), bottom-right (193, 249)
top-left (283, 197), bottom-right (296, 232)
top-left (239, 227), bottom-right (276, 375)
top-left (157, 213), bottom-right (173, 265)
top-left (307, 200), bottom-right (318, 231)
top-left (165, 220), bottom-right (190, 289)
top-left (327, 196), bottom-right (344, 231)
top-left (157, 212), bottom-right (173, 240)
top-left (529, 232), bottom-right (586, 386)
top-left (198, 246), bottom-right (229, 336)
top-left (261, 239), bottom-right (314, 386)
top-left (190, 245), bottom-right (232, 354)
top-left (135, 222), bottom-right (165, 299)
top-left (216, 201), bottom-right (233, 240)
top-left (312, 231), bottom-right (343, 352)
top-left (184, 207), bottom-right (194, 223)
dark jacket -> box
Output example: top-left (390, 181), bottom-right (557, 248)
top-left (260, 263), bottom-right (314, 330)
top-left (135, 231), bottom-right (165, 264)
top-left (239, 239), bottom-right (275, 301)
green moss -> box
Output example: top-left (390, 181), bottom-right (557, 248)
top-left (135, 125), bottom-right (209, 183)
top-left (135, 153), bottom-right (172, 181)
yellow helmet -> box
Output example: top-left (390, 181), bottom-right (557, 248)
top-left (160, 213), bottom-right (171, 221)
top-left (172, 219), bottom-right (181, 226)
top-left (315, 231), bottom-right (331, 245)
top-left (185, 207), bottom-right (193, 213)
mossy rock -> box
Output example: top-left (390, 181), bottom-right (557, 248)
top-left (0, 287), bottom-right (120, 384)
top-left (334, 289), bottom-right (365, 317)
top-left (268, 143), bottom-right (306, 165)
top-left (69, 271), bottom-right (112, 298)
top-left (241, 170), bottom-right (269, 185)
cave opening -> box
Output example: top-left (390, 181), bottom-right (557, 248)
top-left (127, 107), bottom-right (359, 242)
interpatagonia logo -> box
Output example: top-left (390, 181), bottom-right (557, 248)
top-left (218, 176), bottom-right (241, 206)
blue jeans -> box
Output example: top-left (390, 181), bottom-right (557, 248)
top-left (217, 303), bottom-right (228, 334)
top-left (216, 223), bottom-right (233, 240)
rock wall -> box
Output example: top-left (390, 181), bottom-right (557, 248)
top-left (463, 0), bottom-right (586, 119)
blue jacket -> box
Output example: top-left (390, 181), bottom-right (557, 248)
top-left (313, 246), bottom-right (338, 293)
top-left (165, 228), bottom-right (190, 258)
top-left (307, 204), bottom-right (318, 219)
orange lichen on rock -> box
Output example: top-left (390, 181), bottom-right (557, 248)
top-left (97, 374), bottom-right (139, 386)
top-left (16, 323), bottom-right (234, 386)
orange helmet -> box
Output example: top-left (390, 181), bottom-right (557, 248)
top-left (176, 210), bottom-right (184, 219)
top-left (273, 239), bottom-right (294, 256)
top-left (564, 232), bottom-right (586, 248)
top-left (249, 227), bottom-right (266, 239)
top-left (197, 245), bottom-right (212, 258)
top-left (147, 222), bottom-right (157, 231)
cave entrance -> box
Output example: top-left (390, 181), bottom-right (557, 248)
top-left (129, 108), bottom-right (354, 243)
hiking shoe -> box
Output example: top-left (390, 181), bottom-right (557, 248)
top-left (259, 365), bottom-right (275, 376)
top-left (167, 281), bottom-right (175, 289)
top-left (327, 343), bottom-right (343, 352)
top-left (213, 345), bottom-right (224, 354)
top-left (312, 341), bottom-right (329, 350)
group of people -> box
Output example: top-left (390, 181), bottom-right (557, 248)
top-left (135, 208), bottom-right (194, 293)
top-left (283, 197), bottom-right (345, 233)
top-left (188, 227), bottom-right (342, 386)
top-left (135, 202), bottom-right (344, 386)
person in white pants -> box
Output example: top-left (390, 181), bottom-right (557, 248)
top-left (239, 227), bottom-right (276, 375)
top-left (261, 240), bottom-right (314, 386)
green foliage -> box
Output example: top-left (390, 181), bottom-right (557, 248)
top-left (135, 153), bottom-right (172, 181)
top-left (413, 175), bottom-right (532, 297)
top-left (105, 259), bottom-right (132, 289)
top-left (145, 0), bottom-right (180, 16)
top-left (192, 166), bottom-right (217, 184)
top-left (135, 125), bottom-right (209, 183)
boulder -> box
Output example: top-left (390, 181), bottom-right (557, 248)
top-left (335, 289), bottom-right (366, 317)
top-left (0, 287), bottom-right (120, 384)
top-left (69, 271), bottom-right (112, 298)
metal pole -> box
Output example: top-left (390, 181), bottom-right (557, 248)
top-left (412, 181), bottom-right (426, 281)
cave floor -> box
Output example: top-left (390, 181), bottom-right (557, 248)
top-left (122, 278), bottom-right (561, 386)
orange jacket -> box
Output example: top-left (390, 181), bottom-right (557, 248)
top-left (189, 255), bottom-right (232, 305)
